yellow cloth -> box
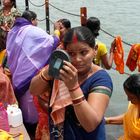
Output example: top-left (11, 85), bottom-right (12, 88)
top-left (94, 41), bottom-right (107, 65)
top-left (0, 49), bottom-right (6, 64)
top-left (118, 104), bottom-right (140, 140)
top-left (0, 129), bottom-right (23, 140)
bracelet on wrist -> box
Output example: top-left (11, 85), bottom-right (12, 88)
top-left (105, 119), bottom-right (110, 124)
top-left (69, 85), bottom-right (80, 92)
top-left (72, 95), bottom-right (85, 105)
top-left (39, 69), bottom-right (51, 82)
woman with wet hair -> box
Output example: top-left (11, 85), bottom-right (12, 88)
top-left (22, 10), bottom-right (38, 26)
top-left (86, 17), bottom-right (115, 70)
top-left (105, 73), bottom-right (140, 140)
top-left (30, 26), bottom-right (113, 140)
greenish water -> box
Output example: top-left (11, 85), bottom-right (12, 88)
top-left (8, 0), bottom-right (140, 139)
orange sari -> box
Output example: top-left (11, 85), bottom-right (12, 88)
top-left (118, 104), bottom-right (140, 140)
top-left (113, 36), bottom-right (124, 74)
top-left (126, 44), bottom-right (140, 72)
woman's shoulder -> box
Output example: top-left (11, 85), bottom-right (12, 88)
top-left (89, 69), bottom-right (113, 88)
top-left (11, 7), bottom-right (19, 12)
top-left (81, 69), bottom-right (113, 97)
top-left (83, 69), bottom-right (112, 87)
top-left (96, 39), bottom-right (107, 48)
top-left (10, 7), bottom-right (21, 16)
top-left (92, 69), bottom-right (111, 80)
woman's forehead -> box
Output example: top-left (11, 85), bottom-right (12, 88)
top-left (66, 42), bottom-right (92, 50)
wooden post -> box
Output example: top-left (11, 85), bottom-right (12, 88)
top-left (14, 0), bottom-right (17, 8)
top-left (80, 7), bottom-right (87, 26)
top-left (25, 0), bottom-right (29, 10)
top-left (45, 0), bottom-right (50, 34)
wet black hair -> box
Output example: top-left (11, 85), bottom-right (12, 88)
top-left (123, 73), bottom-right (140, 99)
top-left (22, 10), bottom-right (37, 22)
top-left (63, 26), bottom-right (95, 49)
top-left (86, 17), bottom-right (100, 37)
top-left (58, 18), bottom-right (71, 29)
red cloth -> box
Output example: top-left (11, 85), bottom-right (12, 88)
top-left (126, 44), bottom-right (140, 72)
top-left (33, 96), bottom-right (50, 140)
top-left (113, 36), bottom-right (124, 74)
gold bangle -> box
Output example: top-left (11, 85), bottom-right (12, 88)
top-left (39, 69), bottom-right (51, 82)
top-left (105, 119), bottom-right (110, 124)
top-left (54, 30), bottom-right (60, 37)
top-left (72, 95), bottom-right (84, 101)
top-left (39, 72), bottom-right (47, 83)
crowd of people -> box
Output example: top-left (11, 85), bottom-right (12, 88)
top-left (0, 0), bottom-right (140, 140)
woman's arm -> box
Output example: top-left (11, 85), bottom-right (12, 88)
top-left (72, 90), bottom-right (110, 132)
top-left (101, 41), bottom-right (116, 70)
top-left (29, 67), bottom-right (52, 96)
top-left (59, 61), bottom-right (110, 132)
top-left (101, 53), bottom-right (113, 69)
top-left (105, 114), bottom-right (124, 125)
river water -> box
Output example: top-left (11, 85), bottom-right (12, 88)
top-left (8, 0), bottom-right (140, 139)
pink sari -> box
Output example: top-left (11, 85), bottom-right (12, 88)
top-left (0, 67), bottom-right (17, 106)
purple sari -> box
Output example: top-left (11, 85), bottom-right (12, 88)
top-left (7, 18), bottom-right (59, 95)
top-left (6, 18), bottom-right (59, 123)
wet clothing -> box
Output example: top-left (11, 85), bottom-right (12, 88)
top-left (49, 69), bottom-right (113, 140)
top-left (6, 17), bottom-right (59, 124)
top-left (119, 103), bottom-right (140, 140)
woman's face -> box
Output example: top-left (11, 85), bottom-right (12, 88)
top-left (125, 89), bottom-right (139, 105)
top-left (59, 23), bottom-right (69, 40)
top-left (31, 18), bottom-right (38, 26)
top-left (66, 42), bottom-right (96, 74)
top-left (2, 0), bottom-right (13, 7)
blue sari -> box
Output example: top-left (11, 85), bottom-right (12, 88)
top-left (50, 70), bottom-right (113, 140)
